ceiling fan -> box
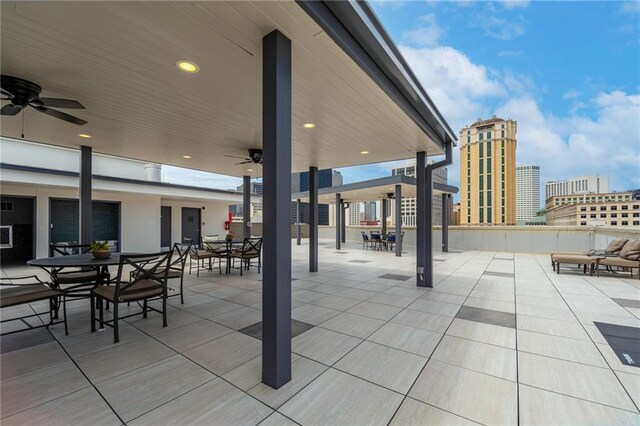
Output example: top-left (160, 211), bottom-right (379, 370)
top-left (224, 148), bottom-right (263, 165)
top-left (1, 75), bottom-right (87, 125)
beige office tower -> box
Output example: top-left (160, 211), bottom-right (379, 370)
top-left (459, 116), bottom-right (517, 225)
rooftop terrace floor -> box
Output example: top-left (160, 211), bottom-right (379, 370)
top-left (1, 240), bottom-right (639, 425)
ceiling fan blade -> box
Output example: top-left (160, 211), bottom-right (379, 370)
top-left (34, 106), bottom-right (87, 125)
top-left (224, 154), bottom-right (251, 160)
top-left (1, 104), bottom-right (22, 116)
top-left (38, 97), bottom-right (85, 109)
top-left (1, 89), bottom-right (13, 98)
top-left (234, 160), bottom-right (253, 165)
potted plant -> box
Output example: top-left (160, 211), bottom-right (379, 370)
top-left (225, 232), bottom-right (235, 242)
top-left (90, 241), bottom-right (111, 259)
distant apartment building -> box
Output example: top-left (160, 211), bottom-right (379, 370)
top-left (545, 191), bottom-right (635, 211)
top-left (291, 169), bottom-right (333, 225)
top-left (363, 201), bottom-right (377, 222)
top-left (460, 116), bottom-right (517, 225)
top-left (546, 199), bottom-right (640, 227)
top-left (391, 159), bottom-right (448, 226)
top-left (332, 170), bottom-right (344, 187)
top-left (347, 203), bottom-right (361, 226)
top-left (545, 175), bottom-right (609, 200)
top-left (516, 165), bottom-right (540, 223)
top-left (231, 181), bottom-right (263, 218)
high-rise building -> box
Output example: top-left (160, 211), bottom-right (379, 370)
top-left (460, 116), bottom-right (517, 225)
top-left (391, 159), bottom-right (448, 226)
top-left (516, 165), bottom-right (540, 223)
top-left (291, 169), bottom-right (333, 225)
top-left (347, 203), bottom-right (361, 226)
top-left (545, 176), bottom-right (609, 200)
top-left (332, 170), bottom-right (343, 187)
top-left (363, 201), bottom-right (377, 222)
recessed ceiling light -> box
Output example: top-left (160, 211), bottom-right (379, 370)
top-left (302, 123), bottom-right (316, 129)
top-left (182, 155), bottom-right (192, 159)
top-left (246, 168), bottom-right (254, 172)
top-left (176, 60), bottom-right (199, 73)
top-left (78, 133), bottom-right (91, 138)
top-left (360, 150), bottom-right (369, 154)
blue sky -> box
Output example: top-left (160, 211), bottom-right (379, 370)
top-left (165, 0), bottom-right (640, 203)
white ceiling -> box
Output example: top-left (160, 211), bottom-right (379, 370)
top-left (1, 1), bottom-right (444, 178)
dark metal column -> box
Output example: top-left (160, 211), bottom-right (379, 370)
top-left (262, 29), bottom-right (292, 389)
top-left (79, 146), bottom-right (92, 246)
top-left (243, 175), bottom-right (251, 239)
top-left (416, 151), bottom-right (427, 286)
top-left (381, 199), bottom-right (387, 235)
top-left (335, 193), bottom-right (341, 250)
top-left (425, 168), bottom-right (434, 287)
top-left (395, 184), bottom-right (402, 257)
top-left (341, 202), bottom-right (346, 244)
top-left (296, 199), bottom-right (301, 246)
top-left (442, 193), bottom-right (449, 253)
top-left (309, 166), bottom-right (318, 272)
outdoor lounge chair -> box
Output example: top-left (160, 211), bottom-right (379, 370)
top-left (552, 254), bottom-right (603, 275)
top-left (231, 237), bottom-right (262, 276)
top-left (188, 244), bottom-right (218, 277)
top-left (550, 238), bottom-right (628, 271)
top-left (361, 231), bottom-right (376, 250)
top-left (597, 239), bottom-right (640, 279)
top-left (91, 252), bottom-right (171, 343)
top-left (0, 275), bottom-right (67, 336)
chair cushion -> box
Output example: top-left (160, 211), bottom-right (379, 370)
top-left (620, 239), bottom-right (640, 261)
top-left (598, 256), bottom-right (639, 268)
top-left (0, 285), bottom-right (61, 309)
top-left (93, 279), bottom-right (163, 302)
top-left (55, 270), bottom-right (100, 284)
top-left (605, 238), bottom-right (629, 254)
top-left (191, 250), bottom-right (216, 259)
top-left (551, 254), bottom-right (600, 264)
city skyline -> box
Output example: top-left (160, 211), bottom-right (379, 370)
top-left (161, 1), bottom-right (639, 203)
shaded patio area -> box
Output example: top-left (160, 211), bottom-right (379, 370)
top-left (2, 240), bottom-right (639, 425)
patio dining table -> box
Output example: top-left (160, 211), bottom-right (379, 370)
top-left (203, 240), bottom-right (244, 274)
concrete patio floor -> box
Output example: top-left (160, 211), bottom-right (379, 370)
top-left (1, 239), bottom-right (639, 425)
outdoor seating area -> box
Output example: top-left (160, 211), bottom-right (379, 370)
top-left (1, 240), bottom-right (639, 425)
top-left (361, 231), bottom-right (405, 252)
top-left (551, 238), bottom-right (640, 279)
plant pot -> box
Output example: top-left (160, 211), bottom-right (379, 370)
top-left (92, 249), bottom-right (112, 259)
top-left (225, 238), bottom-right (233, 242)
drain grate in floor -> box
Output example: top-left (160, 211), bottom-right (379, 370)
top-left (238, 319), bottom-right (315, 341)
top-left (483, 271), bottom-right (515, 278)
top-left (594, 322), bottom-right (640, 367)
top-left (456, 306), bottom-right (516, 329)
top-left (379, 273), bottom-right (412, 281)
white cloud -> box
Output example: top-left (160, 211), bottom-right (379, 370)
top-left (495, 91), bottom-right (640, 192)
top-left (619, 1), bottom-right (640, 14)
top-left (468, 6), bottom-right (527, 40)
top-left (402, 14), bottom-right (443, 47)
top-left (400, 45), bottom-right (506, 127)
top-left (162, 165), bottom-right (242, 191)
top-left (497, 0), bottom-right (531, 9)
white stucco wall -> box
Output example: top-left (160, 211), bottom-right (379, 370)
top-left (160, 200), bottom-right (229, 246)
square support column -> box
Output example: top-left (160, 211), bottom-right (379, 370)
top-left (309, 166), bottom-right (318, 272)
top-left (381, 199), bottom-right (387, 235)
top-left (335, 193), bottom-right (341, 250)
top-left (79, 145), bottom-right (92, 246)
top-left (243, 175), bottom-right (251, 239)
top-left (395, 184), bottom-right (402, 257)
top-left (442, 193), bottom-right (449, 253)
top-left (416, 151), bottom-right (427, 286)
top-left (341, 203), bottom-right (346, 244)
top-left (296, 199), bottom-right (301, 246)
top-left (424, 168), bottom-right (434, 286)
top-left (262, 29), bottom-right (292, 389)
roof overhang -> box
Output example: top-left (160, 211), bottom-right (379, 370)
top-left (1, 1), bottom-right (455, 179)
top-left (291, 174), bottom-right (458, 204)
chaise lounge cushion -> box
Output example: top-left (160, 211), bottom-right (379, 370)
top-left (551, 254), bottom-right (601, 264)
top-left (605, 238), bottom-right (629, 255)
top-left (619, 239), bottom-right (640, 261)
top-left (598, 257), bottom-right (639, 269)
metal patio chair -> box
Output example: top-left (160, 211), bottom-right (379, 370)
top-left (231, 237), bottom-right (263, 276)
